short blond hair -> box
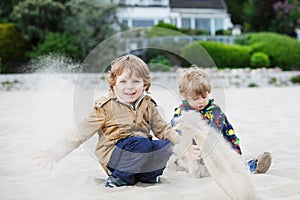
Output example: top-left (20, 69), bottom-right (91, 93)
top-left (106, 54), bottom-right (151, 91)
top-left (179, 67), bottom-right (211, 99)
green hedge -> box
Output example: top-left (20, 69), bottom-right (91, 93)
top-left (290, 75), bottom-right (300, 84)
top-left (244, 32), bottom-right (300, 70)
top-left (182, 41), bottom-right (252, 68)
top-left (148, 55), bottom-right (172, 72)
top-left (0, 23), bottom-right (28, 72)
top-left (250, 52), bottom-right (270, 68)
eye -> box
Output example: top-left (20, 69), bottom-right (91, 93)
top-left (119, 80), bottom-right (126, 83)
top-left (133, 80), bottom-right (141, 83)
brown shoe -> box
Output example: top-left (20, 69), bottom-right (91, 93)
top-left (254, 152), bottom-right (272, 174)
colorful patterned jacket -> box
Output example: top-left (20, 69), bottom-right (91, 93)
top-left (171, 99), bottom-right (242, 154)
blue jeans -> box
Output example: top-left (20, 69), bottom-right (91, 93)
top-left (107, 136), bottom-right (173, 184)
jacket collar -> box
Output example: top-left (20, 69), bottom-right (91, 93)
top-left (110, 89), bottom-right (147, 110)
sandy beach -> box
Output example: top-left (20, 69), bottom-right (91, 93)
top-left (0, 75), bottom-right (300, 199)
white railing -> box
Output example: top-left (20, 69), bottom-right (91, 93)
top-left (117, 0), bottom-right (169, 6)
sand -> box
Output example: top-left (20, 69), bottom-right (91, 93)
top-left (1, 85), bottom-right (300, 200)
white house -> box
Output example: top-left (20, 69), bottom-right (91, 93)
top-left (114, 0), bottom-right (232, 35)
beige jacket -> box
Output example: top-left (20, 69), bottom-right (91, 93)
top-left (52, 90), bottom-right (179, 173)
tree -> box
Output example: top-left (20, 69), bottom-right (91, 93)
top-left (0, 0), bottom-right (23, 23)
top-left (270, 0), bottom-right (300, 36)
top-left (10, 0), bottom-right (66, 45)
top-left (0, 23), bottom-right (28, 73)
top-left (28, 32), bottom-right (82, 59)
top-left (63, 0), bottom-right (124, 57)
top-left (243, 0), bottom-right (278, 32)
top-left (224, 0), bottom-right (247, 26)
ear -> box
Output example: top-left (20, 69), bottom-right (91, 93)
top-left (143, 84), bottom-right (148, 91)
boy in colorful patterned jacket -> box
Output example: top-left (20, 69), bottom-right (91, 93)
top-left (171, 67), bottom-right (271, 176)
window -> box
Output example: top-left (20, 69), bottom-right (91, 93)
top-left (132, 20), bottom-right (154, 27)
top-left (195, 18), bottom-right (210, 33)
top-left (181, 18), bottom-right (191, 29)
top-left (215, 18), bottom-right (224, 31)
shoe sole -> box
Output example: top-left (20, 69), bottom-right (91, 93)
top-left (255, 152), bottom-right (272, 174)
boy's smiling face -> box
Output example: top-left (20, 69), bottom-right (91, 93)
top-left (186, 92), bottom-right (209, 111)
top-left (113, 69), bottom-right (146, 104)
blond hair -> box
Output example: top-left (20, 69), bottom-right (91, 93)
top-left (106, 54), bottom-right (151, 91)
top-left (179, 67), bottom-right (211, 99)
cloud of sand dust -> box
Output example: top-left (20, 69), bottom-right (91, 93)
top-left (180, 110), bottom-right (256, 200)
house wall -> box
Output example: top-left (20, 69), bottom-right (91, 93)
top-left (119, 7), bottom-right (171, 27)
top-left (116, 0), bottom-right (233, 35)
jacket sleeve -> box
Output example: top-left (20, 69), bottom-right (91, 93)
top-left (49, 104), bottom-right (106, 161)
top-left (150, 104), bottom-right (180, 145)
top-left (170, 107), bottom-right (182, 135)
top-left (210, 106), bottom-right (242, 154)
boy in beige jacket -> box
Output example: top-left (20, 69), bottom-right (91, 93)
top-left (35, 54), bottom-right (179, 187)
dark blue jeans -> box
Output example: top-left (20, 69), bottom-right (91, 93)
top-left (107, 136), bottom-right (173, 184)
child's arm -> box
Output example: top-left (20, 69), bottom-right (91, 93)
top-left (150, 104), bottom-right (180, 144)
top-left (170, 107), bottom-right (182, 135)
top-left (34, 103), bottom-right (106, 168)
top-left (210, 106), bottom-right (242, 154)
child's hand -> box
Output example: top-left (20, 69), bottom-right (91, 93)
top-left (191, 145), bottom-right (201, 160)
top-left (34, 149), bottom-right (56, 170)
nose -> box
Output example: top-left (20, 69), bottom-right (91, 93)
top-left (125, 81), bottom-right (134, 89)
top-left (197, 98), bottom-right (204, 104)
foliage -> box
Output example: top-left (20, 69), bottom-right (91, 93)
top-left (242, 0), bottom-right (278, 32)
top-left (145, 48), bottom-right (191, 69)
top-left (153, 21), bottom-right (179, 31)
top-left (63, 0), bottom-right (123, 57)
top-left (148, 22), bottom-right (208, 37)
top-left (290, 75), bottom-right (300, 84)
top-left (147, 22), bottom-right (181, 37)
top-left (270, 0), bottom-right (300, 36)
top-left (248, 82), bottom-right (259, 87)
top-left (0, 0), bottom-right (23, 23)
top-left (224, 0), bottom-right (247, 25)
top-left (179, 28), bottom-right (208, 35)
top-left (0, 23), bottom-right (28, 73)
top-left (182, 41), bottom-right (252, 68)
top-left (250, 52), bottom-right (270, 68)
top-left (148, 55), bottom-right (172, 72)
top-left (245, 32), bottom-right (300, 70)
top-left (10, 0), bottom-right (66, 45)
top-left (28, 32), bottom-right (82, 60)
top-left (215, 29), bottom-right (232, 35)
top-left (241, 0), bottom-right (300, 36)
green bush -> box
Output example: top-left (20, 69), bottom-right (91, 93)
top-left (182, 41), bottom-right (252, 68)
top-left (0, 23), bottom-right (28, 72)
top-left (250, 52), bottom-right (270, 68)
top-left (28, 32), bottom-right (82, 59)
top-left (215, 29), bottom-right (232, 35)
top-left (244, 32), bottom-right (300, 70)
top-left (148, 55), bottom-right (172, 72)
top-left (145, 48), bottom-right (191, 68)
top-left (290, 75), bottom-right (300, 84)
top-left (179, 28), bottom-right (207, 35)
top-left (248, 82), bottom-right (259, 87)
top-left (147, 22), bottom-right (181, 37)
top-left (153, 22), bottom-right (179, 31)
